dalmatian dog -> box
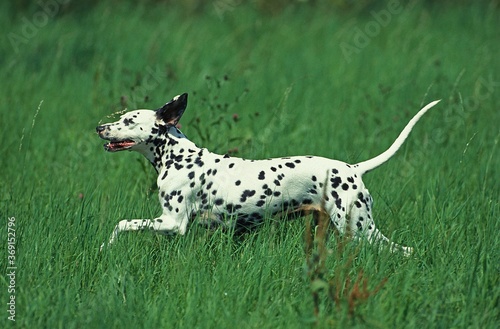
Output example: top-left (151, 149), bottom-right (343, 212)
top-left (96, 93), bottom-right (440, 255)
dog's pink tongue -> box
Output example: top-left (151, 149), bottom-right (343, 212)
top-left (105, 141), bottom-right (135, 152)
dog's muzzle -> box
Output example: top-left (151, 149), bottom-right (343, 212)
top-left (96, 125), bottom-right (136, 152)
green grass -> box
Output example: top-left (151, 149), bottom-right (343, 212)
top-left (1, 1), bottom-right (499, 328)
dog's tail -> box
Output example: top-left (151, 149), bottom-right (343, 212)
top-left (353, 100), bottom-right (441, 175)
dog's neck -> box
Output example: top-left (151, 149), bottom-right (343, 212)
top-left (143, 126), bottom-right (198, 173)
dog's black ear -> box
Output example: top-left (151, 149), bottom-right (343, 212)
top-left (156, 93), bottom-right (188, 126)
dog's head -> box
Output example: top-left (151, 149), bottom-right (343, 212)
top-left (96, 93), bottom-right (188, 156)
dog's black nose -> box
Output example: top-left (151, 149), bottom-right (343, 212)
top-left (96, 125), bottom-right (106, 133)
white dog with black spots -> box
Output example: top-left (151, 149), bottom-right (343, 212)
top-left (97, 93), bottom-right (440, 255)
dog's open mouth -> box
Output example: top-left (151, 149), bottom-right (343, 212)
top-left (104, 140), bottom-right (136, 152)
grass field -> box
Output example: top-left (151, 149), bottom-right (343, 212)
top-left (1, 1), bottom-right (499, 328)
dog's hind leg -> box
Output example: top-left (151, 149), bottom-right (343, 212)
top-left (348, 192), bottom-right (413, 256)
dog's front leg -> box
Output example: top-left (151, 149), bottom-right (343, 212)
top-left (100, 216), bottom-right (186, 250)
top-left (101, 219), bottom-right (154, 250)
